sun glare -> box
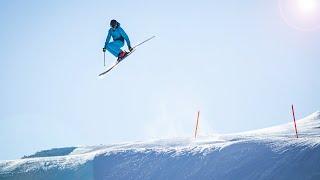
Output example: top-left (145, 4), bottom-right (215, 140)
top-left (279, 0), bottom-right (320, 31)
top-left (297, 0), bottom-right (317, 14)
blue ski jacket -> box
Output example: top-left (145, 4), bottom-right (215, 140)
top-left (104, 24), bottom-right (131, 49)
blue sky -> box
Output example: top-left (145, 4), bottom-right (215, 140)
top-left (1, 0), bottom-right (320, 160)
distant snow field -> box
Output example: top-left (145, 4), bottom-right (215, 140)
top-left (1, 111), bottom-right (320, 180)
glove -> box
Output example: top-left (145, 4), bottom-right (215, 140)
top-left (128, 46), bottom-right (133, 52)
top-left (102, 48), bottom-right (106, 52)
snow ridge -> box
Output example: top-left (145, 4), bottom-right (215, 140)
top-left (1, 111), bottom-right (320, 180)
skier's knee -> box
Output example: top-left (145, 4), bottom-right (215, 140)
top-left (106, 44), bottom-right (115, 52)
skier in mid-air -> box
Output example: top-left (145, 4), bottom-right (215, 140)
top-left (98, 20), bottom-right (154, 76)
top-left (103, 19), bottom-right (133, 62)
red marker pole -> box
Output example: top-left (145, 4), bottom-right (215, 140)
top-left (291, 105), bottom-right (298, 138)
top-left (194, 111), bottom-right (200, 139)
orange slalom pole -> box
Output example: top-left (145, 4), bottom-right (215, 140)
top-left (291, 104), bottom-right (299, 138)
top-left (194, 111), bottom-right (200, 139)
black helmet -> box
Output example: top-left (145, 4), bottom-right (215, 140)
top-left (110, 19), bottom-right (118, 28)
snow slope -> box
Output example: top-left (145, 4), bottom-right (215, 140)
top-left (1, 111), bottom-right (320, 180)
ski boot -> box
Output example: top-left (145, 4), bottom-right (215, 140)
top-left (117, 51), bottom-right (128, 62)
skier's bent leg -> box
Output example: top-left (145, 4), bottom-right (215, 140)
top-left (106, 41), bottom-right (124, 57)
top-left (106, 42), bottom-right (119, 57)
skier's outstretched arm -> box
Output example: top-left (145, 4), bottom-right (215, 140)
top-left (104, 30), bottom-right (111, 50)
top-left (119, 27), bottom-right (131, 49)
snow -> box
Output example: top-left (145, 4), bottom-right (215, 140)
top-left (1, 111), bottom-right (320, 180)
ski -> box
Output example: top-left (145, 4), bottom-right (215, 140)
top-left (98, 36), bottom-right (155, 77)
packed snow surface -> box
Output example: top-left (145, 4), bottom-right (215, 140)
top-left (1, 111), bottom-right (320, 180)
